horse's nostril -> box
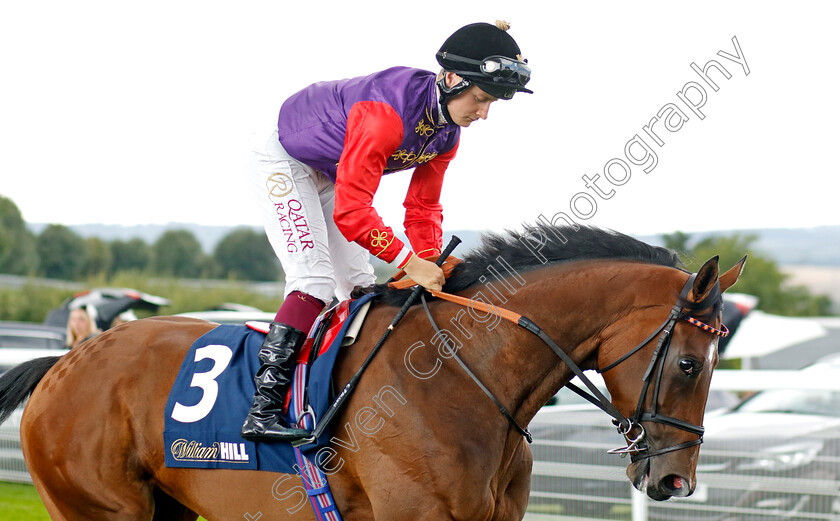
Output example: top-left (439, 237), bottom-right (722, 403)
top-left (660, 474), bottom-right (690, 497)
top-left (672, 475), bottom-right (684, 489)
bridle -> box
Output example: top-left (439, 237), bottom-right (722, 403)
top-left (421, 271), bottom-right (728, 461)
top-left (596, 273), bottom-right (728, 461)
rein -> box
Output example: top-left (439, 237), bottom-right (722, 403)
top-left (419, 293), bottom-right (534, 442)
top-left (423, 272), bottom-right (727, 460)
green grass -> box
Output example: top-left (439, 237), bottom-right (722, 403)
top-left (0, 482), bottom-right (50, 521)
top-left (0, 481), bottom-right (209, 520)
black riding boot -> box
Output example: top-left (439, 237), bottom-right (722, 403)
top-left (240, 322), bottom-right (312, 442)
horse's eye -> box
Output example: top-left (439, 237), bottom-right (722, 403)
top-left (679, 358), bottom-right (696, 376)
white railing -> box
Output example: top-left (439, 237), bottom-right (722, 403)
top-left (0, 405), bottom-right (29, 484)
top-left (526, 369), bottom-right (840, 521)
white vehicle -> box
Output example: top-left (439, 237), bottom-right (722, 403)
top-left (0, 321), bottom-right (68, 374)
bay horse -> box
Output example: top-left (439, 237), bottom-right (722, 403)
top-left (0, 225), bottom-right (745, 521)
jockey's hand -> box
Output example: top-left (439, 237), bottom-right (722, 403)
top-left (403, 255), bottom-right (446, 292)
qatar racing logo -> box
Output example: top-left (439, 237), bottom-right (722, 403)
top-left (266, 172), bottom-right (294, 200)
top-left (265, 173), bottom-right (315, 254)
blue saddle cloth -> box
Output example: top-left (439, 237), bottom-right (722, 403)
top-left (163, 293), bottom-right (375, 474)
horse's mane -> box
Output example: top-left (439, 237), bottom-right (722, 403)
top-left (374, 223), bottom-right (683, 306)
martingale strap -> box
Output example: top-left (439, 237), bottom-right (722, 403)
top-left (419, 293), bottom-right (533, 443)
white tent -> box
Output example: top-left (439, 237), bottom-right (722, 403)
top-left (722, 311), bottom-right (836, 368)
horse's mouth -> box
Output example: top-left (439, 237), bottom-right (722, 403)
top-left (629, 459), bottom-right (692, 501)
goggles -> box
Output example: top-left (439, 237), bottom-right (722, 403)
top-left (480, 55), bottom-right (531, 83)
top-left (436, 52), bottom-right (532, 87)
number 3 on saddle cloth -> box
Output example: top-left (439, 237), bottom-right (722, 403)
top-left (163, 292), bottom-right (376, 520)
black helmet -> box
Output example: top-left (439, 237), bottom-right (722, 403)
top-left (436, 21), bottom-right (532, 101)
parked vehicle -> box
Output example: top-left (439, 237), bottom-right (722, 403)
top-left (0, 321), bottom-right (68, 375)
top-left (0, 321), bottom-right (66, 350)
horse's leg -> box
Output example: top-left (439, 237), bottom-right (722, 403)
top-left (328, 452), bottom-right (466, 521)
top-left (152, 488), bottom-right (199, 521)
top-left (490, 440), bottom-right (533, 521)
top-left (25, 429), bottom-right (158, 521)
top-left (24, 404), bottom-right (160, 521)
top-left (355, 452), bottom-right (531, 521)
top-left (26, 465), bottom-right (155, 521)
top-left (26, 473), bottom-right (74, 521)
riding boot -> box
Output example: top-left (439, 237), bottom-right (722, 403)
top-left (241, 322), bottom-right (312, 442)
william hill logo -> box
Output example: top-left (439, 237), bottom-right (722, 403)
top-left (170, 439), bottom-right (250, 463)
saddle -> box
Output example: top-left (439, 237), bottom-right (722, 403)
top-left (163, 293), bottom-right (376, 474)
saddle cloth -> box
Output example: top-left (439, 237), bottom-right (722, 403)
top-left (163, 293), bottom-right (375, 474)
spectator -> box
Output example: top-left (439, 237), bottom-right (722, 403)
top-left (66, 306), bottom-right (100, 348)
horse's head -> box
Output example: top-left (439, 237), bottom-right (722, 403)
top-left (598, 255), bottom-right (746, 501)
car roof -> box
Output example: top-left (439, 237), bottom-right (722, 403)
top-left (0, 321), bottom-right (66, 334)
top-left (0, 322), bottom-right (67, 354)
top-left (0, 321), bottom-right (66, 343)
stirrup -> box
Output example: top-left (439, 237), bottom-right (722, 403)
top-left (290, 435), bottom-right (317, 448)
top-left (241, 422), bottom-right (313, 443)
top-left (289, 405), bottom-right (317, 447)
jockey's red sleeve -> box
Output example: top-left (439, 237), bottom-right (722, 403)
top-left (403, 142), bottom-right (458, 258)
top-left (333, 101), bottom-right (414, 267)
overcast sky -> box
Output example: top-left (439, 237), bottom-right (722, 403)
top-left (2, 1), bottom-right (838, 236)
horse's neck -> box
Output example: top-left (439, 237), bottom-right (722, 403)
top-left (459, 262), bottom-right (643, 427)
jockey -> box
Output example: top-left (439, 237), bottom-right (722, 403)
top-left (242, 21), bottom-right (532, 442)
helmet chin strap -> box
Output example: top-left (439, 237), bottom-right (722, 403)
top-left (436, 75), bottom-right (472, 125)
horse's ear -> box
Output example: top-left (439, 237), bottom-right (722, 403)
top-left (691, 256), bottom-right (720, 302)
top-left (719, 255), bottom-right (747, 293)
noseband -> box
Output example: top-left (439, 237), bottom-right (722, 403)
top-left (422, 271), bottom-right (727, 461)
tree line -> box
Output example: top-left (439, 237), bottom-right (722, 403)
top-left (663, 231), bottom-right (833, 316)
top-left (2, 194), bottom-right (834, 316)
top-left (0, 195), bottom-right (280, 282)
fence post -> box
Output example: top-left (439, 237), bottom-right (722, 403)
top-left (632, 488), bottom-right (648, 521)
